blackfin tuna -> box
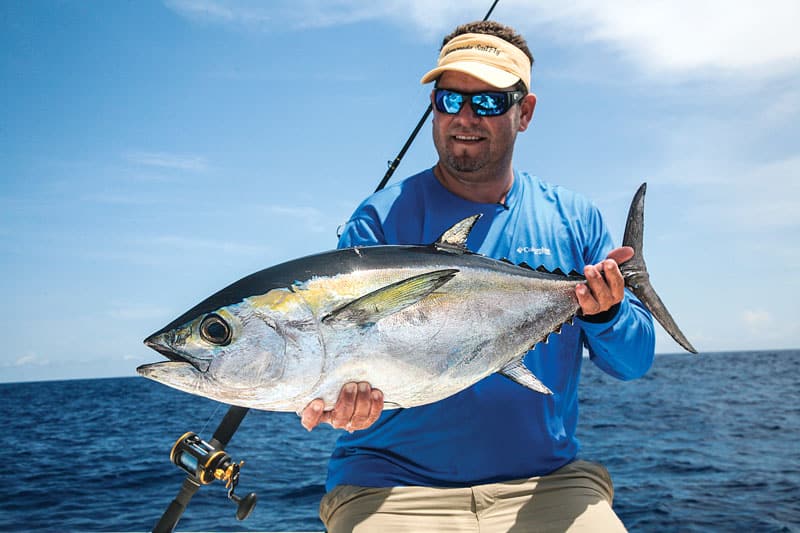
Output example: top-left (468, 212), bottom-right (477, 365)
top-left (138, 183), bottom-right (696, 411)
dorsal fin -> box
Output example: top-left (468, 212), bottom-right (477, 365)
top-left (434, 214), bottom-right (482, 254)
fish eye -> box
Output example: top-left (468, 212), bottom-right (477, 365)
top-left (199, 314), bottom-right (232, 346)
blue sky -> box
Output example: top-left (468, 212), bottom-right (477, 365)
top-left (2, 0), bottom-right (798, 383)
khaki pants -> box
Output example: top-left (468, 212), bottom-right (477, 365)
top-left (320, 460), bottom-right (627, 532)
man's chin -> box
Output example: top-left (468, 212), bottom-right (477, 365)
top-left (447, 156), bottom-right (486, 174)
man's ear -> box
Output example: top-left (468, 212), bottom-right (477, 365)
top-left (518, 93), bottom-right (537, 132)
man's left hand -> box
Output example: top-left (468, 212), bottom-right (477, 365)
top-left (575, 246), bottom-right (633, 316)
top-left (300, 382), bottom-right (384, 432)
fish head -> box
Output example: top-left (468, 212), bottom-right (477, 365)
top-left (138, 299), bottom-right (290, 402)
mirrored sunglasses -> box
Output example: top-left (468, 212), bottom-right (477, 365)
top-left (433, 88), bottom-right (525, 117)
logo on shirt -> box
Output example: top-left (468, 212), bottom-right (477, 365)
top-left (516, 246), bottom-right (551, 255)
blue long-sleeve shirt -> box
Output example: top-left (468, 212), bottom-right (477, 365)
top-left (325, 169), bottom-right (654, 491)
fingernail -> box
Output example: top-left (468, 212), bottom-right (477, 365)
top-left (358, 382), bottom-right (368, 393)
top-left (372, 390), bottom-right (382, 401)
top-left (345, 383), bottom-right (357, 394)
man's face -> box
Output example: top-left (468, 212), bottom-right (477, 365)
top-left (431, 71), bottom-right (535, 180)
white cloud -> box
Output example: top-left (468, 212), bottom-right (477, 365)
top-left (742, 308), bottom-right (772, 327)
top-left (757, 81), bottom-right (800, 126)
top-left (738, 308), bottom-right (796, 346)
top-left (108, 304), bottom-right (175, 321)
top-left (522, 0), bottom-right (800, 79)
top-left (264, 204), bottom-right (330, 233)
top-left (665, 153), bottom-right (800, 234)
top-left (164, 0), bottom-right (800, 81)
top-left (81, 192), bottom-right (158, 206)
top-left (10, 353), bottom-right (50, 367)
top-left (149, 235), bottom-right (265, 256)
top-left (125, 151), bottom-right (209, 172)
top-left (164, 0), bottom-right (272, 26)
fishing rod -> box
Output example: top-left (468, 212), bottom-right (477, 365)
top-left (151, 1), bottom-right (502, 530)
top-left (374, 0), bottom-right (500, 193)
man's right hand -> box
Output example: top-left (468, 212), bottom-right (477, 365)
top-left (300, 382), bottom-right (384, 432)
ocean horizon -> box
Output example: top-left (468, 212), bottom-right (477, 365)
top-left (0, 349), bottom-right (797, 532)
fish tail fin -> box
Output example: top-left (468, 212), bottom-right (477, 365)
top-left (620, 183), bottom-right (698, 354)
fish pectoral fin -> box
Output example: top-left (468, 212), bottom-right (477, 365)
top-left (322, 269), bottom-right (459, 326)
top-left (498, 359), bottom-right (553, 395)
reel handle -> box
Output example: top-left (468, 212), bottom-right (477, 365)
top-left (230, 491), bottom-right (257, 520)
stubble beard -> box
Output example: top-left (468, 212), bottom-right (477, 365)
top-left (436, 131), bottom-right (494, 179)
top-left (434, 124), bottom-right (516, 179)
top-left (444, 150), bottom-right (489, 174)
top-left (433, 115), bottom-right (519, 182)
top-left (439, 136), bottom-right (515, 184)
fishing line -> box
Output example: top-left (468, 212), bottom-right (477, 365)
top-left (373, 0), bottom-right (501, 193)
top-left (198, 402), bottom-right (223, 436)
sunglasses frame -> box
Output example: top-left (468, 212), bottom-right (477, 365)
top-left (433, 88), bottom-right (525, 117)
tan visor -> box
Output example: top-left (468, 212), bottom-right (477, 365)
top-left (420, 33), bottom-right (531, 91)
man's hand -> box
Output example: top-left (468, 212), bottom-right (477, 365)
top-left (575, 246), bottom-right (634, 316)
top-left (300, 382), bottom-right (384, 432)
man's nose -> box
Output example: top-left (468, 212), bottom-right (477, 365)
top-left (454, 101), bottom-right (482, 122)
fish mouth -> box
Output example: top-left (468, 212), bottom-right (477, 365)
top-left (136, 360), bottom-right (194, 376)
top-left (143, 333), bottom-right (212, 373)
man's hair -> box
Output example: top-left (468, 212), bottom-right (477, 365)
top-left (442, 21), bottom-right (534, 66)
top-left (441, 21), bottom-right (534, 93)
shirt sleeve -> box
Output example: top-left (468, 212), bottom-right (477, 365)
top-left (337, 208), bottom-right (386, 248)
top-left (578, 293), bottom-right (655, 380)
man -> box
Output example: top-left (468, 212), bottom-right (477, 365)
top-left (302, 21), bottom-right (654, 532)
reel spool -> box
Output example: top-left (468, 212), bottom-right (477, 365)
top-left (170, 432), bottom-right (257, 520)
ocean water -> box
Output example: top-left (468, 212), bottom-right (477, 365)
top-left (0, 349), bottom-right (797, 532)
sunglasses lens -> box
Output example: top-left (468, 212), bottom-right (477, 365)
top-left (472, 93), bottom-right (506, 116)
top-left (435, 90), bottom-right (465, 114)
